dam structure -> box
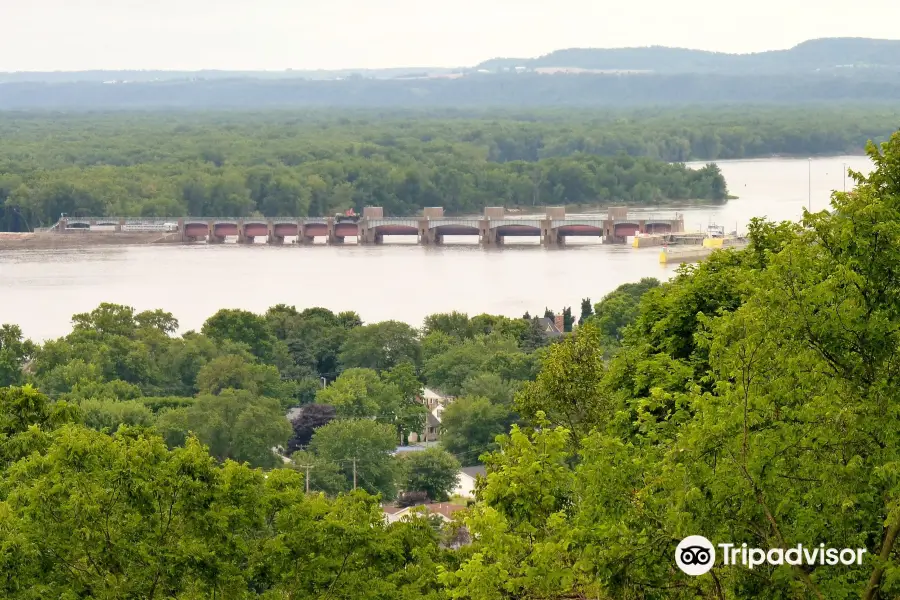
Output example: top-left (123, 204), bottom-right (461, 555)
top-left (56, 206), bottom-right (685, 247)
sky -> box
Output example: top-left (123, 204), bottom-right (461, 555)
top-left (2, 0), bottom-right (899, 71)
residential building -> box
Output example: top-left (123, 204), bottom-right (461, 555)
top-left (419, 387), bottom-right (452, 410)
top-left (425, 411), bottom-right (441, 442)
top-left (452, 465), bottom-right (487, 499)
top-left (536, 316), bottom-right (563, 338)
top-left (408, 387), bottom-right (454, 444)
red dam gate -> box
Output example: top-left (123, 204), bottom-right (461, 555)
top-left (304, 223), bottom-right (328, 237)
top-left (333, 223), bottom-right (359, 237)
top-left (184, 224), bottom-right (209, 237)
top-left (556, 225), bottom-right (603, 236)
top-left (613, 223), bottom-right (639, 237)
top-left (244, 224), bottom-right (268, 237)
top-left (273, 223), bottom-right (299, 237)
top-left (495, 225), bottom-right (541, 237)
top-left (214, 223), bottom-right (239, 237)
top-left (373, 225), bottom-right (418, 235)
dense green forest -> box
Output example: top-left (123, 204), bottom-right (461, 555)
top-left (2, 107), bottom-right (897, 230)
top-left (2, 131), bottom-right (900, 597)
top-left (2, 70), bottom-right (900, 110)
top-left (3, 39), bottom-right (898, 111)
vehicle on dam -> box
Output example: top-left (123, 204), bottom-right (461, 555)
top-left (334, 208), bottom-right (359, 223)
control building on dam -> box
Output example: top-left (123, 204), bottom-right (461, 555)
top-left (59, 206), bottom-right (685, 247)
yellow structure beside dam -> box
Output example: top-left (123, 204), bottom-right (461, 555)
top-left (633, 232), bottom-right (707, 248)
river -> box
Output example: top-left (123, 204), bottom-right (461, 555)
top-left (0, 155), bottom-right (874, 341)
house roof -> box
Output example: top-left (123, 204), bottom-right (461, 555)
top-left (394, 445), bottom-right (428, 454)
top-left (461, 466), bottom-right (486, 478)
top-left (426, 411), bottom-right (442, 427)
top-left (383, 503), bottom-right (466, 521)
top-left (536, 318), bottom-right (563, 337)
top-left (422, 387), bottom-right (446, 400)
top-left (393, 441), bottom-right (441, 455)
top-left (424, 503), bottom-right (466, 519)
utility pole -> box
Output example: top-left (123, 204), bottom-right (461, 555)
top-left (352, 458), bottom-right (357, 491)
top-left (302, 464), bottom-right (312, 494)
top-left (532, 166), bottom-right (542, 207)
top-left (843, 162), bottom-right (847, 192)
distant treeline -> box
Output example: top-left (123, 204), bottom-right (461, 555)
top-left (1, 70), bottom-right (900, 110)
top-left (0, 107), bottom-right (895, 230)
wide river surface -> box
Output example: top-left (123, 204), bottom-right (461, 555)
top-left (0, 156), bottom-right (874, 341)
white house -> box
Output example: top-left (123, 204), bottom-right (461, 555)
top-left (420, 387), bottom-right (451, 410)
top-left (452, 466), bottom-right (487, 499)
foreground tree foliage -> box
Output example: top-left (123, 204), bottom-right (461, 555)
top-left (589, 277), bottom-right (659, 350)
top-left (0, 417), bottom-right (445, 599)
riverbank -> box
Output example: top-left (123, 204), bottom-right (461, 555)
top-left (0, 231), bottom-right (175, 250)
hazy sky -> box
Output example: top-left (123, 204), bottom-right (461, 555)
top-left (3, 0), bottom-right (899, 71)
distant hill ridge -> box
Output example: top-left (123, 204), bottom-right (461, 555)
top-left (476, 38), bottom-right (900, 73)
top-left (2, 37), bottom-right (899, 84)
